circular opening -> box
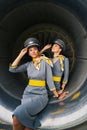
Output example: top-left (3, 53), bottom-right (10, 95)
top-left (0, 0), bottom-right (87, 107)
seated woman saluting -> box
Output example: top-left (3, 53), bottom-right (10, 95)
top-left (9, 37), bottom-right (58, 130)
top-left (40, 38), bottom-right (69, 100)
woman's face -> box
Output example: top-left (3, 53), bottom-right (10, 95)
top-left (51, 43), bottom-right (62, 53)
top-left (28, 46), bottom-right (39, 58)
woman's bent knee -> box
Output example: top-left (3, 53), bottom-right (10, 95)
top-left (13, 116), bottom-right (21, 126)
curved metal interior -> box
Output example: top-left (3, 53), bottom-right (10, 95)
top-left (0, 0), bottom-right (87, 129)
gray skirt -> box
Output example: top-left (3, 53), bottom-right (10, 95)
top-left (13, 86), bottom-right (48, 129)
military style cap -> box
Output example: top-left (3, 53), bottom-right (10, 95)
top-left (53, 39), bottom-right (66, 51)
top-left (24, 37), bottom-right (40, 48)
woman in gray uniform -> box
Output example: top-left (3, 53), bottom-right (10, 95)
top-left (40, 39), bottom-right (69, 99)
top-left (9, 37), bottom-right (58, 130)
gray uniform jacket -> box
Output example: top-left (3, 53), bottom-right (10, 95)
top-left (9, 59), bottom-right (56, 129)
top-left (9, 60), bottom-right (56, 94)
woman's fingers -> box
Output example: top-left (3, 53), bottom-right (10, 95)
top-left (58, 91), bottom-right (69, 100)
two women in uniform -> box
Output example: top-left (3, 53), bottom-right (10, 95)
top-left (9, 37), bottom-right (69, 130)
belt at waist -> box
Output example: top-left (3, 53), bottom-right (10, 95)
top-left (52, 76), bottom-right (61, 82)
top-left (28, 79), bottom-right (46, 87)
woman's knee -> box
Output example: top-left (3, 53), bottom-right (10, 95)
top-left (13, 116), bottom-right (21, 126)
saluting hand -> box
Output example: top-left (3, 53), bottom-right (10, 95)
top-left (43, 44), bottom-right (52, 50)
top-left (19, 48), bottom-right (28, 58)
top-left (11, 48), bottom-right (28, 67)
top-left (40, 44), bottom-right (52, 54)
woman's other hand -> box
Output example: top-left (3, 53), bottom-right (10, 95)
top-left (40, 44), bottom-right (52, 54)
